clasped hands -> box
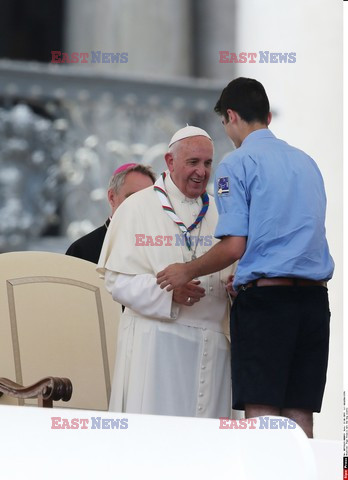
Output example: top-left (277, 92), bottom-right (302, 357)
top-left (172, 280), bottom-right (205, 307)
top-left (157, 263), bottom-right (237, 305)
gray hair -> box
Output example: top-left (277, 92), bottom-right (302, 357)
top-left (108, 164), bottom-right (156, 193)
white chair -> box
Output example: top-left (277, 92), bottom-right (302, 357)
top-left (0, 251), bottom-right (121, 410)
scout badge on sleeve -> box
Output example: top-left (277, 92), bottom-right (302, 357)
top-left (217, 177), bottom-right (229, 195)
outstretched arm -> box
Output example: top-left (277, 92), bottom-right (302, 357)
top-left (157, 236), bottom-right (246, 291)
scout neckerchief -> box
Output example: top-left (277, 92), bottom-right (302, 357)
top-left (154, 172), bottom-right (209, 258)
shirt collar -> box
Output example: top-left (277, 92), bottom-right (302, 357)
top-left (241, 128), bottom-right (275, 147)
top-left (165, 171), bottom-right (201, 205)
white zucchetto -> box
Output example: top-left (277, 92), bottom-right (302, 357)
top-left (168, 125), bottom-right (212, 148)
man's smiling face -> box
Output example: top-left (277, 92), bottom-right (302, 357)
top-left (165, 136), bottom-right (213, 199)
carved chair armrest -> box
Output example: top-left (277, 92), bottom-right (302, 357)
top-left (0, 377), bottom-right (73, 408)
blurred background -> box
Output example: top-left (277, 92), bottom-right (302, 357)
top-left (0, 0), bottom-right (342, 440)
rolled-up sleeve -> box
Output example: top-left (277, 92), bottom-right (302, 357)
top-left (214, 157), bottom-right (249, 238)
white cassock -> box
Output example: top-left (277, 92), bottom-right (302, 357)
top-left (97, 172), bottom-right (236, 418)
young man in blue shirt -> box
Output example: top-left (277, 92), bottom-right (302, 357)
top-left (157, 77), bottom-right (334, 437)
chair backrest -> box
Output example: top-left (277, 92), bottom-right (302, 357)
top-left (0, 251), bottom-right (121, 410)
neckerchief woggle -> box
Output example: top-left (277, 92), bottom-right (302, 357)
top-left (154, 172), bottom-right (209, 252)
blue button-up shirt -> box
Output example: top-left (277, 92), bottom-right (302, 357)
top-left (214, 129), bottom-right (334, 288)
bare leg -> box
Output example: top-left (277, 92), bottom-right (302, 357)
top-left (245, 404), bottom-right (281, 418)
top-left (281, 408), bottom-right (313, 438)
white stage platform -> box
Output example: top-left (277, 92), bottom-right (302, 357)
top-left (0, 405), bottom-right (341, 479)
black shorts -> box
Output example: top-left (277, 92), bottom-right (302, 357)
top-left (230, 285), bottom-right (330, 412)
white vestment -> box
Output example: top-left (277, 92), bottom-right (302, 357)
top-left (98, 172), bottom-right (235, 418)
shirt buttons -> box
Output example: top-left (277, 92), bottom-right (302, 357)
top-left (203, 351), bottom-right (207, 356)
top-left (201, 365), bottom-right (206, 370)
top-left (198, 406), bottom-right (203, 411)
top-left (199, 392), bottom-right (203, 397)
top-left (204, 337), bottom-right (208, 342)
top-left (200, 379), bottom-right (205, 384)
top-left (209, 286), bottom-right (213, 291)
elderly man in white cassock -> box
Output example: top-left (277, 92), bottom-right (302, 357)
top-left (97, 126), bottom-right (236, 418)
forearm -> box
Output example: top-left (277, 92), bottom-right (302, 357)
top-left (105, 270), bottom-right (179, 320)
top-left (187, 236), bottom-right (245, 280)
